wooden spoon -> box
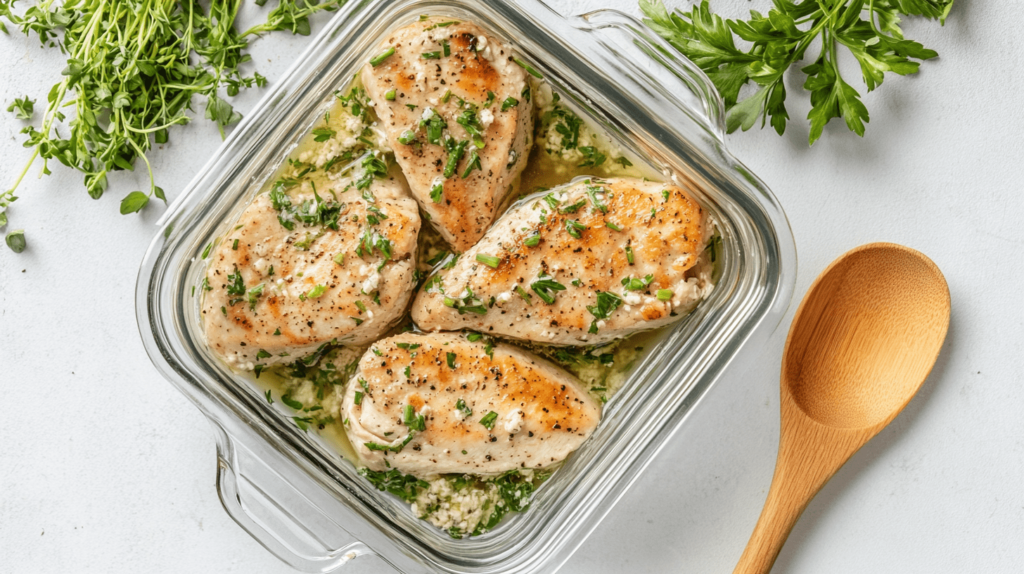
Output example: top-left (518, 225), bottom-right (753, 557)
top-left (733, 242), bottom-right (950, 574)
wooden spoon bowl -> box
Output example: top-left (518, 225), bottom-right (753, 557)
top-left (734, 243), bottom-right (950, 574)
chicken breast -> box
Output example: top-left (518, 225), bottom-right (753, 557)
top-left (202, 174), bottom-right (420, 370)
top-left (411, 177), bottom-right (713, 345)
top-left (341, 332), bottom-right (601, 477)
top-left (361, 16), bottom-right (533, 251)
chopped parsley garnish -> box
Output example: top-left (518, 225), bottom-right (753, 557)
top-left (565, 219), bottom-right (588, 238)
top-left (442, 39), bottom-right (451, 57)
top-left (523, 232), bottom-right (541, 247)
top-left (622, 274), bottom-right (654, 291)
top-left (625, 245), bottom-right (635, 265)
top-left (657, 289), bottom-right (674, 301)
top-left (430, 182), bottom-right (444, 203)
top-left (246, 283), bottom-right (264, 311)
top-left (305, 284), bottom-right (327, 299)
top-left (360, 468), bottom-right (429, 502)
top-left (501, 96), bottom-right (519, 112)
top-left (395, 342), bottom-right (421, 350)
top-left (201, 242), bottom-right (212, 259)
top-left (546, 106), bottom-right (583, 150)
top-left (614, 156), bottom-right (633, 168)
top-left (466, 333), bottom-right (482, 342)
top-left (226, 265), bottom-right (246, 298)
top-left (578, 146), bottom-right (606, 167)
top-left (265, 390), bottom-right (274, 404)
top-left (273, 328), bottom-right (281, 336)
top-left (333, 252), bottom-right (346, 265)
top-left (424, 20), bottom-right (459, 30)
top-left (587, 291), bottom-right (623, 333)
top-left (422, 51), bottom-right (441, 59)
top-left (351, 316), bottom-right (363, 325)
top-left (256, 349), bottom-right (271, 360)
top-left (231, 239), bottom-right (239, 250)
top-left (370, 47), bottom-right (395, 66)
top-left (461, 149), bottom-right (481, 178)
top-left (312, 127), bottom-right (335, 142)
top-left (403, 405), bottom-right (426, 431)
top-left (420, 107), bottom-right (447, 145)
top-left (586, 186), bottom-right (608, 213)
top-left (605, 221), bottom-right (623, 231)
top-left (531, 276), bottom-right (566, 304)
top-left (443, 138), bottom-right (468, 178)
top-left (365, 433), bottom-right (414, 453)
top-left (446, 352), bottom-right (457, 369)
top-left (398, 129), bottom-right (417, 145)
top-left (558, 199), bottom-right (586, 214)
top-left (403, 365), bottom-right (411, 378)
top-left (521, 85), bottom-right (531, 103)
top-left (475, 253), bottom-right (501, 268)
top-left (479, 411), bottom-right (499, 430)
top-left (514, 285), bottom-right (532, 303)
top-left (661, 189), bottom-right (670, 202)
top-left (455, 109), bottom-right (486, 148)
top-left (281, 394), bottom-right (303, 410)
top-left (355, 300), bottom-right (367, 313)
top-left (456, 398), bottom-right (472, 416)
top-left (513, 57), bottom-right (542, 78)
top-left (385, 89), bottom-right (396, 101)
top-left (354, 391), bottom-right (364, 405)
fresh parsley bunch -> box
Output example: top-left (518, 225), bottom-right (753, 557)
top-left (640, 0), bottom-right (953, 144)
top-left (0, 0), bottom-right (348, 252)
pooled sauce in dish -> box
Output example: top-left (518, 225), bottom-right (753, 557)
top-left (196, 15), bottom-right (718, 538)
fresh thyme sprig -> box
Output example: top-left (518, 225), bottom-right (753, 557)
top-left (0, 0), bottom-right (348, 252)
top-left (640, 0), bottom-right (953, 145)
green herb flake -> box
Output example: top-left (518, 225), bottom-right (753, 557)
top-left (446, 352), bottom-right (457, 369)
top-left (479, 411), bottom-right (498, 430)
top-left (354, 391), bottom-right (364, 405)
top-left (513, 57), bottom-right (542, 78)
top-left (370, 47), bottom-right (396, 66)
top-left (501, 96), bottom-right (519, 112)
top-left (605, 221), bottom-right (623, 231)
top-left (385, 89), bottom-right (397, 101)
top-left (565, 219), bottom-right (588, 239)
top-left (657, 289), bottom-right (674, 301)
top-left (475, 253), bottom-right (501, 268)
top-left (531, 276), bottom-right (566, 305)
top-left (430, 182), bottom-right (444, 203)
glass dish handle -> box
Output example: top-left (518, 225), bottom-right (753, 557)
top-left (574, 9), bottom-right (727, 143)
top-left (212, 424), bottom-right (372, 573)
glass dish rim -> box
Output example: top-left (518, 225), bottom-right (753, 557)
top-left (135, 0), bottom-right (797, 572)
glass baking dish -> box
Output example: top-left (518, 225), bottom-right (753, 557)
top-left (135, 0), bottom-right (796, 572)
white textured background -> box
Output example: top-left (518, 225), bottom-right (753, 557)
top-left (2, 0), bottom-right (1022, 572)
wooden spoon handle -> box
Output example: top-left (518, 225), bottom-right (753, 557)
top-left (731, 468), bottom-right (812, 574)
top-left (733, 393), bottom-right (872, 574)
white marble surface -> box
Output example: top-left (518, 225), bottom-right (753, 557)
top-left (2, 1), bottom-right (1022, 572)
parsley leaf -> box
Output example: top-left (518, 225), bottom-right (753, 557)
top-left (640, 0), bottom-right (953, 145)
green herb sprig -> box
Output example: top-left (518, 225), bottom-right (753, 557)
top-left (640, 0), bottom-right (953, 145)
top-left (0, 0), bottom-right (350, 252)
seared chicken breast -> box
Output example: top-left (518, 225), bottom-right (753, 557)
top-left (361, 17), bottom-right (533, 251)
top-left (411, 177), bottom-right (712, 345)
top-left (341, 332), bottom-right (601, 477)
top-left (202, 175), bottom-right (420, 370)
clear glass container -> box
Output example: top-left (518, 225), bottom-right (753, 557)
top-left (135, 0), bottom-right (797, 572)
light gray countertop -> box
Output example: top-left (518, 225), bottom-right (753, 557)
top-left (2, 1), bottom-right (1021, 572)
